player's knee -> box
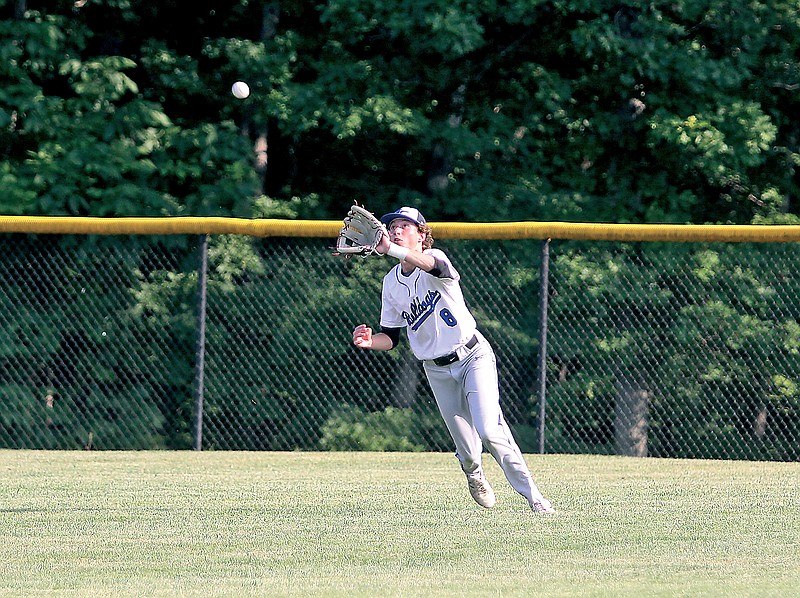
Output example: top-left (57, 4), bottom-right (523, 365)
top-left (479, 430), bottom-right (510, 451)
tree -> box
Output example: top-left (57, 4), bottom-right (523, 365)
top-left (2, 1), bottom-right (799, 456)
top-left (3, 1), bottom-right (798, 222)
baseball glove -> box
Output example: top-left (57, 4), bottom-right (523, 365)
top-left (334, 204), bottom-right (387, 257)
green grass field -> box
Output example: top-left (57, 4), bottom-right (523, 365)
top-left (1, 451), bottom-right (798, 597)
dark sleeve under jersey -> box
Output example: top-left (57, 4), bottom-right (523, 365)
top-left (380, 326), bottom-right (402, 348)
top-left (428, 256), bottom-right (453, 278)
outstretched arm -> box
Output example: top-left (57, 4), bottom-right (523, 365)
top-left (376, 234), bottom-right (436, 272)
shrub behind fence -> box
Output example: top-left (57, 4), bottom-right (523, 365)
top-left (1, 219), bottom-right (798, 461)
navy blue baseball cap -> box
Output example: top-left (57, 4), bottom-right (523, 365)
top-left (380, 207), bottom-right (427, 227)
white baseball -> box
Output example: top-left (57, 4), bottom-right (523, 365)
top-left (231, 81), bottom-right (250, 99)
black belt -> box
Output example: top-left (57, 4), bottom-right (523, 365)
top-left (432, 335), bottom-right (479, 367)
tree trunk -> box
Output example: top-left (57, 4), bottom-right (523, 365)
top-left (389, 350), bottom-right (420, 408)
top-left (427, 83), bottom-right (466, 192)
top-left (251, 2), bottom-right (280, 194)
top-left (614, 372), bottom-right (650, 457)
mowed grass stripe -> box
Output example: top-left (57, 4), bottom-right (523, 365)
top-left (0, 451), bottom-right (797, 597)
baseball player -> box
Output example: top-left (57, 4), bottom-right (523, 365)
top-left (351, 206), bottom-right (555, 514)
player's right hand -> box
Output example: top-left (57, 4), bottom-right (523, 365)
top-left (352, 324), bottom-right (373, 348)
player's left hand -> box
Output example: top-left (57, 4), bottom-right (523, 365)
top-left (334, 203), bottom-right (387, 257)
top-left (375, 231), bottom-right (391, 255)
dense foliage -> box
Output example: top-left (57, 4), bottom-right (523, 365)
top-left (2, 0), bottom-right (798, 222)
top-left (1, 1), bottom-right (799, 456)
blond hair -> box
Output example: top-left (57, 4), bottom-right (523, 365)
top-left (420, 223), bottom-right (434, 250)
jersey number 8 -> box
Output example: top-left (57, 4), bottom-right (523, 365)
top-left (439, 308), bottom-right (457, 327)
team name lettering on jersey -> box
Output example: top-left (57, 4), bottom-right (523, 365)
top-left (402, 290), bottom-right (441, 331)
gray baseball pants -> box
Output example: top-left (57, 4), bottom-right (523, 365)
top-left (423, 333), bottom-right (548, 505)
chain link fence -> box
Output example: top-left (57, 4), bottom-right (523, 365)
top-left (1, 231), bottom-right (798, 460)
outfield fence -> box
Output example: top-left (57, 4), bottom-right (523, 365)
top-left (1, 217), bottom-right (799, 461)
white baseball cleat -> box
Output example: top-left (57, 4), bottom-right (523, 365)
top-left (466, 474), bottom-right (496, 508)
top-left (530, 498), bottom-right (556, 514)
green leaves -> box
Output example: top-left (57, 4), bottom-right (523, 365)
top-left (59, 56), bottom-right (139, 99)
top-left (3, 1), bottom-right (798, 223)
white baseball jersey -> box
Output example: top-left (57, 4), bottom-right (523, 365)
top-left (379, 248), bottom-right (476, 361)
top-left (374, 245), bottom-right (553, 511)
